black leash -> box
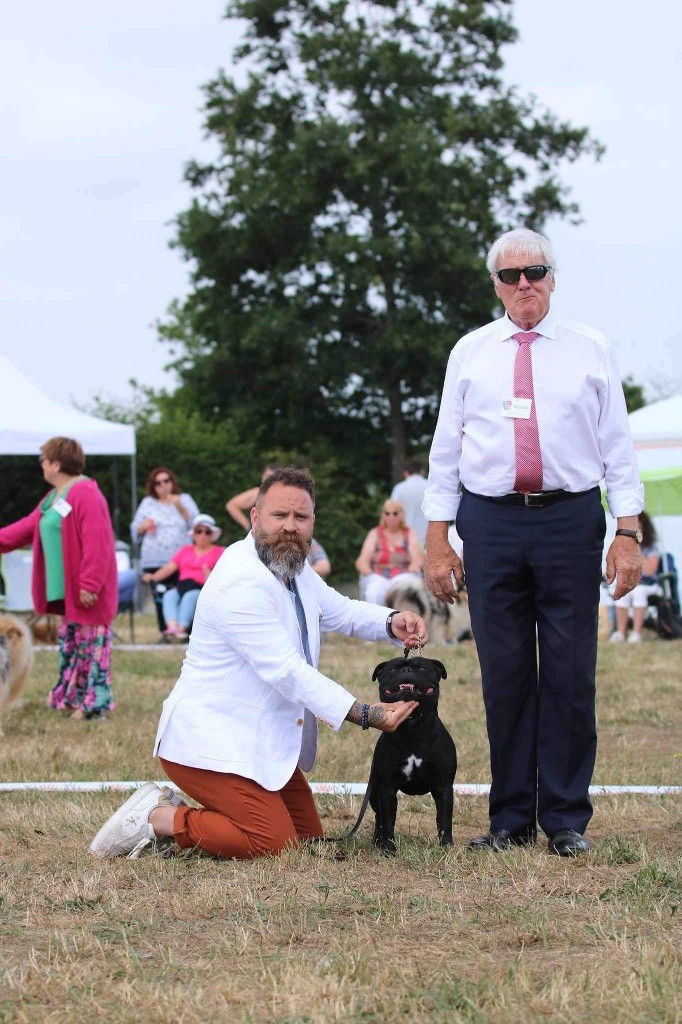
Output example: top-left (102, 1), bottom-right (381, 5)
top-left (319, 753), bottom-right (376, 843)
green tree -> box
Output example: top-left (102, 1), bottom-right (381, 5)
top-left (621, 375), bottom-right (646, 414)
top-left (65, 393), bottom-right (377, 578)
top-left (162, 0), bottom-right (601, 482)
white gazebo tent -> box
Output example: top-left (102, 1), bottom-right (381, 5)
top-left (629, 395), bottom-right (682, 567)
top-left (0, 354), bottom-right (137, 527)
top-left (628, 395), bottom-right (682, 464)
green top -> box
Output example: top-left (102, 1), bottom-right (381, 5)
top-left (39, 477), bottom-right (84, 602)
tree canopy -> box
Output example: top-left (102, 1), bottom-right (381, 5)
top-left (622, 375), bottom-right (647, 414)
top-left (160, 0), bottom-right (602, 481)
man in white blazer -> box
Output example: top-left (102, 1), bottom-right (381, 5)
top-left (91, 467), bottom-right (428, 861)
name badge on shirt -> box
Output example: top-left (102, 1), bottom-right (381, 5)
top-left (501, 397), bottom-right (532, 419)
top-left (52, 498), bottom-right (73, 518)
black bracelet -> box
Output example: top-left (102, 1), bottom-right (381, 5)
top-left (386, 610), bottom-right (399, 639)
top-left (360, 704), bottom-right (370, 730)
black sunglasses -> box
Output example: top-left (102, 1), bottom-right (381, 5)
top-left (495, 265), bottom-right (552, 285)
top-left (154, 477), bottom-right (171, 485)
top-left (194, 527), bottom-right (213, 535)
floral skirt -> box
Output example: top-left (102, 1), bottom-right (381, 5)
top-left (47, 622), bottom-right (115, 717)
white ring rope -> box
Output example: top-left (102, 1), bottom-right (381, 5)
top-left (0, 781), bottom-right (679, 795)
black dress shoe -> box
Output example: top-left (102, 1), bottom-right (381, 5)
top-left (548, 829), bottom-right (591, 857)
top-left (468, 827), bottom-right (537, 851)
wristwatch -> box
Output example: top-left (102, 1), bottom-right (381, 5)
top-left (615, 528), bottom-right (643, 543)
top-left (386, 610), bottom-right (399, 639)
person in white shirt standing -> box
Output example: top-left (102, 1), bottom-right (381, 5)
top-left (422, 228), bottom-right (644, 857)
top-left (90, 468), bottom-right (426, 862)
top-left (391, 458), bottom-right (428, 547)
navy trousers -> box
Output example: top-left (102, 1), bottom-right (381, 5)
top-left (456, 488), bottom-right (605, 837)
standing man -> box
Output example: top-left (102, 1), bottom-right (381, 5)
top-left (225, 463), bottom-right (279, 532)
top-left (391, 458), bottom-right (428, 547)
top-left (91, 468), bottom-right (426, 861)
top-left (422, 228), bottom-right (643, 856)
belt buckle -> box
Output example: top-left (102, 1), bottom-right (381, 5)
top-left (524, 492), bottom-right (544, 508)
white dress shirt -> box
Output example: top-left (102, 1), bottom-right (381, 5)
top-left (422, 312), bottom-right (644, 521)
top-left (154, 533), bottom-right (398, 791)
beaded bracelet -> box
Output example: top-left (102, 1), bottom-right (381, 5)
top-left (360, 704), bottom-right (370, 730)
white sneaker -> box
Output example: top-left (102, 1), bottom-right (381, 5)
top-left (608, 632), bottom-right (625, 643)
top-left (89, 783), bottom-right (184, 860)
top-left (627, 632), bottom-right (643, 644)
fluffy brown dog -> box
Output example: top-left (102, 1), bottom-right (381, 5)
top-left (0, 613), bottom-right (33, 734)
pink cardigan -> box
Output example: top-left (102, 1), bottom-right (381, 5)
top-left (0, 479), bottom-right (119, 626)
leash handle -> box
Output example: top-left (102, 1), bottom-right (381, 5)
top-left (403, 632), bottom-right (423, 659)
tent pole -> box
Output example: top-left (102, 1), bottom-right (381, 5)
top-left (130, 451), bottom-right (137, 550)
top-left (111, 456), bottom-right (120, 538)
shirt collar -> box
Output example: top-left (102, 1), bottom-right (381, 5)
top-left (499, 311), bottom-right (557, 342)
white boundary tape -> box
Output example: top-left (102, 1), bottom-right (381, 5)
top-left (33, 645), bottom-right (181, 653)
top-left (0, 781), bottom-right (679, 796)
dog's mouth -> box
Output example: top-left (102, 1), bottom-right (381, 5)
top-left (382, 682), bottom-right (435, 699)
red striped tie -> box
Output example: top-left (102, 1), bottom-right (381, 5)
top-left (512, 332), bottom-right (543, 493)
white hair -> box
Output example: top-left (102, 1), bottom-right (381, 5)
top-left (486, 228), bottom-right (557, 276)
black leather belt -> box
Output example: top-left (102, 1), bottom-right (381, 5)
top-left (462, 486), bottom-right (598, 509)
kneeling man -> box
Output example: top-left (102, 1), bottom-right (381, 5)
top-left (91, 468), bottom-right (426, 860)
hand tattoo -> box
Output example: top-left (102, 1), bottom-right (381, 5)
top-left (367, 706), bottom-right (388, 729)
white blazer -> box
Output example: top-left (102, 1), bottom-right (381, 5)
top-left (154, 534), bottom-right (397, 790)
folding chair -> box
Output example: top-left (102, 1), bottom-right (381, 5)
top-left (658, 551), bottom-right (680, 614)
top-left (0, 549), bottom-right (33, 613)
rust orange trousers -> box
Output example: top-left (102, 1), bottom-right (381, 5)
top-left (160, 757), bottom-right (323, 859)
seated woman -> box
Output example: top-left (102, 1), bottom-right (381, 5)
top-left (355, 499), bottom-right (423, 606)
top-left (610, 511), bottom-right (661, 644)
top-left (142, 515), bottom-right (225, 641)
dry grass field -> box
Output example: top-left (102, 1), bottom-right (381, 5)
top-left (0, 620), bottom-right (680, 1024)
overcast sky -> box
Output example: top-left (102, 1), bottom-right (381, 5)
top-left (1, 0), bottom-right (681, 411)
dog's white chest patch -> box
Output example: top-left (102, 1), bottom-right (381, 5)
top-left (402, 754), bottom-right (423, 780)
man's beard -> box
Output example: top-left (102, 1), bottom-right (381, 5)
top-left (253, 526), bottom-right (311, 579)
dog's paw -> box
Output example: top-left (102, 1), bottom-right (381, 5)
top-left (439, 836), bottom-right (455, 848)
top-left (373, 836), bottom-right (397, 857)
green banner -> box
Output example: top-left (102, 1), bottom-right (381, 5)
top-left (602, 467), bottom-right (682, 516)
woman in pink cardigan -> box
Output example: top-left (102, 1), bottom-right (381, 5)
top-left (0, 437), bottom-right (118, 719)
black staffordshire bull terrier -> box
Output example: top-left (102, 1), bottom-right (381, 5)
top-left (369, 655), bottom-right (457, 855)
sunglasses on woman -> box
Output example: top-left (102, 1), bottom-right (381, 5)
top-left (494, 265), bottom-right (552, 285)
top-left (194, 527), bottom-right (213, 536)
top-left (154, 477), bottom-right (171, 485)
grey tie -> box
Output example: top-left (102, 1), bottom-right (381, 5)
top-left (287, 578), bottom-right (313, 665)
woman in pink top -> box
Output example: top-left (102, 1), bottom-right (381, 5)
top-left (0, 436), bottom-right (118, 719)
top-left (142, 514), bottom-right (225, 642)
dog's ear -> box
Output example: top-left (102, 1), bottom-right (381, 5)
top-left (5, 627), bottom-right (23, 640)
top-left (372, 662), bottom-right (389, 681)
top-left (432, 660), bottom-right (447, 680)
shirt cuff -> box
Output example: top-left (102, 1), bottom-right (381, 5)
top-left (421, 493), bottom-right (461, 521)
top-left (606, 484), bottom-right (645, 519)
top-left (322, 690), bottom-right (357, 732)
